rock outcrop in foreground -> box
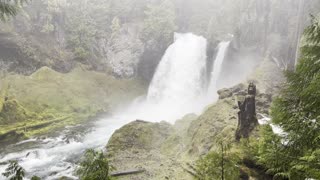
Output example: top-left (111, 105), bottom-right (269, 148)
top-left (107, 118), bottom-right (195, 180)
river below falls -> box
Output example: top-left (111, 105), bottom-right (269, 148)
top-left (0, 114), bottom-right (131, 180)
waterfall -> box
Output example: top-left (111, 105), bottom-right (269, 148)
top-left (147, 33), bottom-right (207, 108)
top-left (127, 33), bottom-right (208, 122)
top-left (207, 41), bottom-right (230, 98)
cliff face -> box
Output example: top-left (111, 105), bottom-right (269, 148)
top-left (0, 20), bottom-right (145, 78)
top-left (0, 0), bottom-right (170, 79)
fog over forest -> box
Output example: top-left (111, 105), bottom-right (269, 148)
top-left (0, 0), bottom-right (320, 179)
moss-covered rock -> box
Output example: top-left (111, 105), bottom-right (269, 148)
top-left (217, 88), bottom-right (233, 99)
top-left (107, 120), bottom-right (173, 153)
top-left (0, 66), bottom-right (145, 141)
top-left (106, 119), bottom-right (193, 180)
top-left (187, 97), bottom-right (239, 157)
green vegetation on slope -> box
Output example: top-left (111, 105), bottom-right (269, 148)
top-left (195, 141), bottom-right (240, 180)
top-left (255, 15), bottom-right (320, 179)
top-left (0, 66), bottom-right (145, 140)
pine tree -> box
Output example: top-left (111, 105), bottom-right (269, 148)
top-left (258, 15), bottom-right (320, 179)
top-left (76, 149), bottom-right (114, 180)
top-left (2, 160), bottom-right (25, 180)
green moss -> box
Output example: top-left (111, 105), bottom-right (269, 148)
top-left (160, 134), bottom-right (181, 155)
top-left (108, 121), bottom-right (156, 152)
top-left (0, 66), bottom-right (145, 139)
top-left (107, 121), bottom-right (173, 153)
top-left (0, 99), bottom-right (30, 124)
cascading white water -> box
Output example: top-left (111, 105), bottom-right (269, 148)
top-left (0, 33), bottom-right (210, 179)
top-left (207, 41), bottom-right (230, 99)
top-left (148, 33), bottom-right (207, 104)
top-left (141, 33), bottom-right (208, 120)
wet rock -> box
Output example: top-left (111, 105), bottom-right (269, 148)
top-left (256, 93), bottom-right (272, 114)
top-left (218, 88), bottom-right (233, 99)
top-left (231, 83), bottom-right (246, 94)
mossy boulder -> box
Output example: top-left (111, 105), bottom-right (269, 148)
top-left (187, 97), bottom-right (238, 157)
top-left (217, 88), bottom-right (233, 99)
top-left (106, 120), bottom-right (193, 180)
top-left (107, 120), bottom-right (174, 153)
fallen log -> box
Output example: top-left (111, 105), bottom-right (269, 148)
top-left (111, 169), bottom-right (145, 177)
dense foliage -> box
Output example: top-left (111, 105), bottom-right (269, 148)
top-left (141, 0), bottom-right (176, 50)
top-left (195, 143), bottom-right (240, 180)
top-left (76, 149), bottom-right (114, 180)
top-left (257, 15), bottom-right (320, 179)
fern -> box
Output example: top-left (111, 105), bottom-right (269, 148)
top-left (0, 0), bottom-right (28, 21)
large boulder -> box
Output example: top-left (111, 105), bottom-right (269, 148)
top-left (107, 120), bottom-right (173, 153)
top-left (106, 120), bottom-right (193, 180)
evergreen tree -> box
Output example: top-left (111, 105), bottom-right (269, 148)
top-left (195, 142), bottom-right (240, 180)
top-left (258, 15), bottom-right (320, 179)
top-left (2, 160), bottom-right (25, 180)
top-left (76, 149), bottom-right (114, 180)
